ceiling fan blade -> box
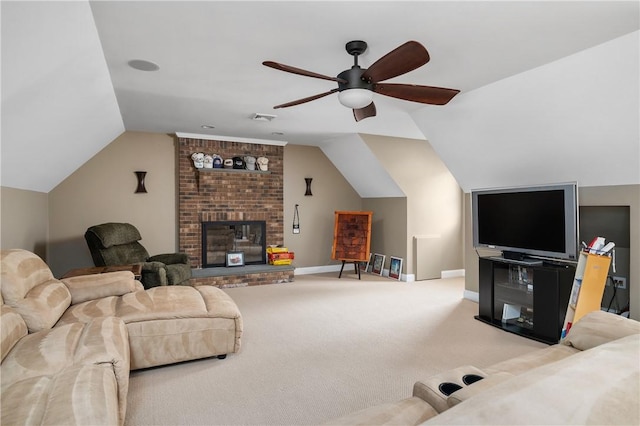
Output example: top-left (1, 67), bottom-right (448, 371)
top-left (263, 61), bottom-right (347, 83)
top-left (374, 83), bottom-right (460, 105)
top-left (362, 41), bottom-right (430, 83)
top-left (273, 89), bottom-right (339, 109)
top-left (353, 102), bottom-right (376, 122)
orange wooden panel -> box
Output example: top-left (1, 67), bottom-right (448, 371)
top-left (332, 211), bottom-right (372, 262)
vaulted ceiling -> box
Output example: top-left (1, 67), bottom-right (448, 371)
top-left (2, 1), bottom-right (639, 193)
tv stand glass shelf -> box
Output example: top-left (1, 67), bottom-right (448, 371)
top-left (476, 257), bottom-right (575, 344)
top-left (493, 263), bottom-right (534, 330)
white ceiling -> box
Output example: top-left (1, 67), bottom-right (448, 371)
top-left (1, 1), bottom-right (639, 193)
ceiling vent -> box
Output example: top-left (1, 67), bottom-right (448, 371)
top-left (252, 113), bottom-right (277, 122)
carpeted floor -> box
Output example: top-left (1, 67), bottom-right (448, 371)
top-left (125, 273), bottom-right (546, 425)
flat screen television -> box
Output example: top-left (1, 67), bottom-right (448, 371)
top-left (472, 183), bottom-right (579, 262)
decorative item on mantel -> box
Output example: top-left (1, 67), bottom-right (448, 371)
top-left (191, 152), bottom-right (205, 168)
top-left (257, 156), bottom-right (269, 171)
top-left (304, 178), bottom-right (313, 196)
top-left (134, 171), bottom-right (147, 193)
top-left (245, 156), bottom-right (257, 170)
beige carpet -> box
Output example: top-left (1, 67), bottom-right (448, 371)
top-left (125, 273), bottom-right (546, 425)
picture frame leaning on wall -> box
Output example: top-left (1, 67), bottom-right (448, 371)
top-left (371, 253), bottom-right (385, 276)
top-left (389, 256), bottom-right (403, 280)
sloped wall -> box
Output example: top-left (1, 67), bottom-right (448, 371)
top-left (413, 31), bottom-right (639, 192)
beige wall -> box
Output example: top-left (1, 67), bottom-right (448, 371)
top-left (47, 132), bottom-right (177, 277)
top-left (464, 184), bottom-right (640, 321)
top-left (362, 134), bottom-right (464, 278)
top-left (0, 186), bottom-right (49, 259)
top-left (283, 144), bottom-right (362, 268)
top-left (362, 197), bottom-right (407, 273)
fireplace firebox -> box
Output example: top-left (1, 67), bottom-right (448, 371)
top-left (202, 221), bottom-right (266, 267)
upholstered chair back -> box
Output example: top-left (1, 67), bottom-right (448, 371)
top-left (85, 222), bottom-right (150, 266)
top-left (0, 249), bottom-right (71, 333)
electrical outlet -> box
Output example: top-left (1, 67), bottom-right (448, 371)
top-left (612, 276), bottom-right (627, 289)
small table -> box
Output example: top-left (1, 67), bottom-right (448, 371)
top-left (62, 264), bottom-right (142, 280)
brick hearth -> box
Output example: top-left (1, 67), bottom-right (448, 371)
top-left (177, 135), bottom-right (292, 286)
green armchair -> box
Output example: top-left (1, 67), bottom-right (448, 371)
top-left (84, 222), bottom-right (192, 288)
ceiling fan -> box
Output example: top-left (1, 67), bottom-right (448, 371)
top-left (263, 40), bottom-right (460, 122)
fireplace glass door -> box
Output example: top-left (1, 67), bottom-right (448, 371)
top-left (202, 221), bottom-right (266, 267)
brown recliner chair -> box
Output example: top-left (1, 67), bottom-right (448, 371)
top-left (85, 222), bottom-right (192, 288)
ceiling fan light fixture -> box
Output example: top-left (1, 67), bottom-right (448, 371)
top-left (338, 89), bottom-right (373, 109)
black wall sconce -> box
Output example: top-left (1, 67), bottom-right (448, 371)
top-left (135, 171), bottom-right (147, 193)
top-left (304, 177), bottom-right (313, 196)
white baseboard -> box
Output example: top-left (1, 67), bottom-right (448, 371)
top-left (294, 264), bottom-right (342, 275)
top-left (442, 269), bottom-right (465, 279)
top-left (464, 290), bottom-right (479, 303)
top-left (294, 265), bottom-right (415, 282)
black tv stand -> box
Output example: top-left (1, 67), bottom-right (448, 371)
top-left (476, 257), bottom-right (575, 344)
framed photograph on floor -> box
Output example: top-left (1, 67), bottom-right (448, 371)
top-left (371, 253), bottom-right (385, 276)
top-left (389, 256), bottom-right (403, 280)
top-left (226, 251), bottom-right (245, 267)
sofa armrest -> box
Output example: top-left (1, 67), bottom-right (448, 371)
top-left (412, 365), bottom-right (487, 413)
top-left (563, 310), bottom-right (640, 351)
top-left (61, 271), bottom-right (144, 305)
top-left (148, 252), bottom-right (188, 265)
top-left (446, 372), bottom-right (514, 408)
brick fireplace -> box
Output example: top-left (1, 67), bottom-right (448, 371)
top-left (177, 135), bottom-right (292, 286)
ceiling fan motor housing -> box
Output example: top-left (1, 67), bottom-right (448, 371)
top-left (337, 67), bottom-right (373, 92)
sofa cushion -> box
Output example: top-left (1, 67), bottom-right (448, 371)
top-left (1, 317), bottom-right (130, 424)
top-left (61, 271), bottom-right (144, 304)
top-left (57, 285), bottom-right (243, 369)
top-left (423, 334), bottom-right (640, 425)
top-left (483, 343), bottom-right (578, 376)
top-left (323, 397), bottom-right (438, 426)
top-left (1, 304), bottom-right (28, 362)
top-left (563, 310), bottom-right (640, 351)
top-left (0, 249), bottom-right (71, 332)
top-left (1, 365), bottom-right (121, 426)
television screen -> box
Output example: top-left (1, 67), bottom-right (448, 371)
top-left (472, 183), bottom-right (578, 261)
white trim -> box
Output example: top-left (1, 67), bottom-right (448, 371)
top-left (382, 268), bottom-right (415, 283)
top-left (295, 265), bottom-right (416, 282)
top-left (175, 132), bottom-right (288, 146)
top-left (442, 269), bottom-right (465, 279)
top-left (464, 290), bottom-right (479, 303)
top-left (294, 264), bottom-right (343, 275)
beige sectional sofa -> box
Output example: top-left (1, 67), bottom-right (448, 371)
top-left (0, 249), bottom-right (243, 425)
top-left (327, 310), bottom-right (640, 425)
